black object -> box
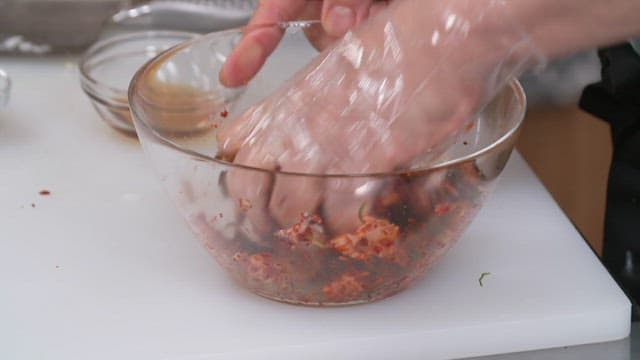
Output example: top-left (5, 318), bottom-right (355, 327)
top-left (580, 44), bottom-right (640, 309)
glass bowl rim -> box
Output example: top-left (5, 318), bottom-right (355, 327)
top-left (0, 69), bottom-right (10, 107)
top-left (128, 21), bottom-right (527, 179)
top-left (79, 30), bottom-right (199, 107)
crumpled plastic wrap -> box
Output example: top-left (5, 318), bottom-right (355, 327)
top-left (217, 0), bottom-right (545, 234)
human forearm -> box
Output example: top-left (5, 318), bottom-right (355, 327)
top-left (484, 0), bottom-right (640, 58)
top-left (505, 0), bottom-right (640, 58)
top-left (393, 0), bottom-right (640, 66)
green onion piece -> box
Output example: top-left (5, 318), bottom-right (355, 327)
top-left (479, 272), bottom-right (491, 287)
top-left (358, 202), bottom-right (366, 223)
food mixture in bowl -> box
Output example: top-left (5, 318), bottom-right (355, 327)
top-left (129, 22), bottom-right (525, 306)
top-left (202, 159), bottom-right (491, 305)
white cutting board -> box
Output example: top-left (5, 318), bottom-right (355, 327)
top-left (0, 56), bottom-right (630, 360)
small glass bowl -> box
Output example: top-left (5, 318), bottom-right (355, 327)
top-left (79, 31), bottom-right (197, 135)
top-left (129, 22), bottom-right (526, 306)
top-left (0, 69), bottom-right (10, 109)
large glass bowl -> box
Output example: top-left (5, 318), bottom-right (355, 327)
top-left (129, 21), bottom-right (526, 306)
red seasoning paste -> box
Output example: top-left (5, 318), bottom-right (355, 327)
top-left (199, 161), bottom-right (487, 305)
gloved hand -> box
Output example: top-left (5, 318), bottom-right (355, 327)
top-left (216, 0), bottom-right (545, 236)
top-left (219, 0), bottom-right (393, 88)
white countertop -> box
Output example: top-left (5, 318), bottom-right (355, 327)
top-left (0, 57), bottom-right (631, 360)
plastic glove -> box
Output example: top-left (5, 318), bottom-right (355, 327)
top-left (219, 0), bottom-right (393, 88)
top-left (217, 0), bottom-right (545, 236)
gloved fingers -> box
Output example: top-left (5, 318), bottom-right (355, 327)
top-left (302, 1), bottom-right (340, 51)
top-left (219, 0), bottom-right (308, 87)
top-left (220, 0), bottom-right (385, 87)
top-left (269, 167), bottom-right (324, 229)
top-left (321, 177), bottom-right (381, 235)
top-left (216, 102), bottom-right (267, 161)
top-left (225, 147), bottom-right (278, 237)
top-left (368, 0), bottom-right (389, 18)
top-left (321, 0), bottom-right (375, 37)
